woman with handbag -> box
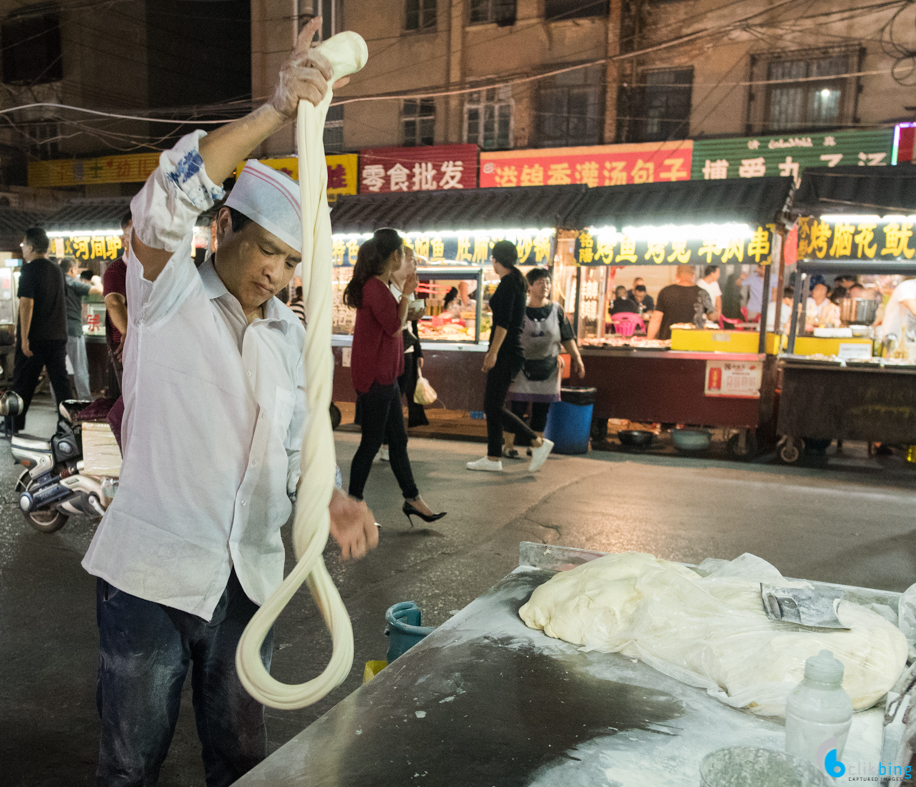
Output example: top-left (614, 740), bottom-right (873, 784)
top-left (344, 229), bottom-right (446, 527)
top-left (466, 241), bottom-right (554, 473)
top-left (503, 267), bottom-right (585, 459)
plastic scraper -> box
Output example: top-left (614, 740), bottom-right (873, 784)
top-left (760, 584), bottom-right (849, 629)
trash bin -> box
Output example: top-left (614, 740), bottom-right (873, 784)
top-left (544, 387), bottom-right (597, 455)
top-left (384, 601), bottom-right (435, 662)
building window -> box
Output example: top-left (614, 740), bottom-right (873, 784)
top-left (324, 104), bottom-right (344, 154)
top-left (406, 0), bottom-right (437, 31)
top-left (537, 65), bottom-right (603, 148)
top-left (638, 68), bottom-right (693, 142)
top-left (298, 0), bottom-right (340, 40)
top-left (766, 54), bottom-right (850, 132)
top-left (469, 0), bottom-right (516, 25)
top-left (465, 87), bottom-right (513, 150)
top-left (20, 120), bottom-right (59, 158)
top-left (402, 99), bottom-right (435, 146)
top-left (1, 3), bottom-right (63, 85)
top-left (544, 0), bottom-right (608, 21)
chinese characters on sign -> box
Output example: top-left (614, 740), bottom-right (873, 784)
top-left (797, 217), bottom-right (916, 261)
top-left (480, 142), bottom-right (693, 189)
top-left (359, 145), bottom-right (478, 194)
top-left (243, 155), bottom-right (358, 201)
top-left (53, 235), bottom-right (123, 263)
top-left (692, 130), bottom-right (894, 187)
top-left (704, 360), bottom-right (762, 399)
top-left (29, 153), bottom-right (161, 187)
top-left (331, 230), bottom-right (554, 268)
top-left (574, 227), bottom-right (774, 266)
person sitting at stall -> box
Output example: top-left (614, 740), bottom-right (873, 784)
top-left (610, 285), bottom-right (638, 315)
top-left (697, 264), bottom-right (722, 321)
top-left (442, 286), bottom-right (459, 312)
top-left (503, 267), bottom-right (585, 459)
top-left (831, 274), bottom-right (858, 305)
top-left (722, 268), bottom-right (748, 320)
top-left (766, 286), bottom-right (795, 334)
top-left (646, 266), bottom-right (715, 341)
top-left (631, 284), bottom-right (653, 316)
top-left (805, 281), bottom-right (842, 330)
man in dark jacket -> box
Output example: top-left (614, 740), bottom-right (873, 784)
top-left (13, 227), bottom-right (72, 429)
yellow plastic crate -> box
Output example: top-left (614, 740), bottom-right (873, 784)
top-left (670, 329), bottom-right (780, 355)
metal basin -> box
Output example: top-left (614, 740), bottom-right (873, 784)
top-left (617, 429), bottom-right (655, 448)
top-left (671, 428), bottom-right (712, 452)
top-left (840, 297), bottom-right (879, 325)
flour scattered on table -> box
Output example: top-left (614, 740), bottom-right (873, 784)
top-left (415, 710), bottom-right (426, 718)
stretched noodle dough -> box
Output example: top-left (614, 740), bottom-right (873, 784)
top-left (519, 552), bottom-right (907, 716)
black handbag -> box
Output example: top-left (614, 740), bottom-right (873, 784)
top-left (523, 355), bottom-right (558, 381)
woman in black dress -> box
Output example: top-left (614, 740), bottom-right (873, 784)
top-left (466, 241), bottom-right (553, 473)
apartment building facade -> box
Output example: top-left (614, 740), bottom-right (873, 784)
top-left (253, 0), bottom-right (915, 158)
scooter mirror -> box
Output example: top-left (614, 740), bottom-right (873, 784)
top-left (0, 391), bottom-right (23, 417)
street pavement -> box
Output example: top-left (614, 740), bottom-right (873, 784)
top-left (2, 395), bottom-right (915, 786)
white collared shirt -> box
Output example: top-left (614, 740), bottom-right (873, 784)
top-left (82, 131), bottom-right (307, 620)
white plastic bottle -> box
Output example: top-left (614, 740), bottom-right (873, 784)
top-left (785, 649), bottom-right (853, 769)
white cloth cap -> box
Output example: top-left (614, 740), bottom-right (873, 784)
top-left (224, 160), bottom-right (302, 252)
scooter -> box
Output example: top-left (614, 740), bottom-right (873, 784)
top-left (1, 392), bottom-right (107, 533)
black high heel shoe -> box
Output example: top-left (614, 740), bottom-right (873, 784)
top-left (403, 501), bottom-right (447, 527)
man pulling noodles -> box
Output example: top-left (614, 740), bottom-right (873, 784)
top-left (81, 19), bottom-right (378, 786)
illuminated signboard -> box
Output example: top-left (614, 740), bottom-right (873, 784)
top-left (359, 144), bottom-right (478, 193)
top-left (29, 153), bottom-right (161, 187)
top-left (797, 216), bottom-right (916, 261)
top-left (692, 129), bottom-right (893, 185)
top-left (573, 225), bottom-right (775, 266)
top-left (331, 228), bottom-right (555, 267)
top-left (52, 235), bottom-right (123, 263)
top-left (479, 141), bottom-right (693, 189)
top-left (239, 155), bottom-right (358, 202)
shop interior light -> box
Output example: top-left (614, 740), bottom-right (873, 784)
top-left (590, 222), bottom-right (753, 243)
top-left (46, 229), bottom-right (121, 237)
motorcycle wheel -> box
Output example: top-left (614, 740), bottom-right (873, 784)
top-left (16, 469), bottom-right (69, 534)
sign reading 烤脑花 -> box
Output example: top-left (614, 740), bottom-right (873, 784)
top-left (573, 226), bottom-right (775, 266)
top-left (692, 129), bottom-right (894, 185)
top-left (331, 229), bottom-right (555, 268)
top-left (796, 217), bottom-right (916, 261)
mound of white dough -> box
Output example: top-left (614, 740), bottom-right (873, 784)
top-left (519, 552), bottom-right (907, 716)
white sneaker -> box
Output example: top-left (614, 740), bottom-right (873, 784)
top-left (528, 439), bottom-right (554, 472)
top-left (466, 457), bottom-right (503, 472)
top-left (379, 447), bottom-right (389, 462)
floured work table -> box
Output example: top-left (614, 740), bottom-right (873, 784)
top-left (236, 544), bottom-right (899, 787)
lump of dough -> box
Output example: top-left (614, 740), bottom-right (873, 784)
top-left (519, 552), bottom-right (907, 716)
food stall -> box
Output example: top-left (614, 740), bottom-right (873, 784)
top-left (564, 177), bottom-right (794, 459)
top-left (328, 186), bottom-right (586, 414)
top-left (776, 167), bottom-right (916, 463)
top-left (236, 543), bottom-right (906, 787)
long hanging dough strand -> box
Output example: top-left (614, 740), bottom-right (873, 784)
top-left (235, 32), bottom-right (369, 711)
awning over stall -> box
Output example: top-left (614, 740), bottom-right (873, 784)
top-left (330, 184), bottom-right (587, 234)
top-left (566, 177), bottom-right (794, 228)
top-left (794, 166), bottom-right (916, 216)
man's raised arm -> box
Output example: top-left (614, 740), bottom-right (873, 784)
top-left (133, 17), bottom-right (335, 283)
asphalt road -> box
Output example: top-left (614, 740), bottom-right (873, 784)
top-left (2, 396), bottom-right (915, 786)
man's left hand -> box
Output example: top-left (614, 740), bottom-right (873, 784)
top-left (328, 488), bottom-right (378, 562)
top-left (21, 338), bottom-right (32, 358)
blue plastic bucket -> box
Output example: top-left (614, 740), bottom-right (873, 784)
top-left (385, 601), bottom-right (435, 662)
top-left (544, 387), bottom-right (597, 455)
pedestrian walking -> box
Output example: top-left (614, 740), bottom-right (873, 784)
top-left (12, 227), bottom-right (72, 430)
top-left (344, 229), bottom-right (445, 527)
top-left (466, 240), bottom-right (553, 473)
top-left (60, 257), bottom-right (103, 399)
top-left (102, 211), bottom-right (132, 398)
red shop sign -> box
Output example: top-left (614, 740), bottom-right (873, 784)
top-left (480, 141), bottom-right (693, 189)
top-left (359, 144), bottom-right (479, 194)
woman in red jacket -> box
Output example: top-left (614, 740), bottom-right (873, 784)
top-left (343, 229), bottom-right (446, 527)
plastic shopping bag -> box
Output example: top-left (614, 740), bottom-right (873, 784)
top-left (414, 372), bottom-right (437, 405)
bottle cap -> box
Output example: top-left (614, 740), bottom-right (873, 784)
top-left (804, 649), bottom-right (845, 684)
